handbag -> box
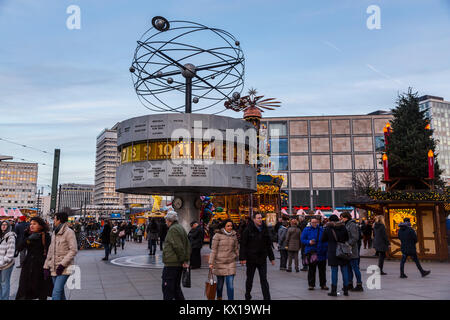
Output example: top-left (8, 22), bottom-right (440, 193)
top-left (119, 230), bottom-right (125, 238)
top-left (204, 269), bottom-right (217, 300)
top-left (331, 229), bottom-right (352, 260)
top-left (305, 227), bottom-right (321, 265)
top-left (182, 267), bottom-right (191, 288)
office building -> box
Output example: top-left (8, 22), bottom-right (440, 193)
top-left (57, 183), bottom-right (94, 211)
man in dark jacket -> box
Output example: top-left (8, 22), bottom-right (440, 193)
top-left (297, 215), bottom-right (309, 271)
top-left (158, 218), bottom-right (168, 251)
top-left (188, 221), bottom-right (204, 269)
top-left (14, 216), bottom-right (29, 268)
top-left (100, 220), bottom-right (112, 261)
top-left (341, 211), bottom-right (363, 292)
top-left (398, 218), bottom-right (430, 278)
top-left (239, 213), bottom-right (275, 300)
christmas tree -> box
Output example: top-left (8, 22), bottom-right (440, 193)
top-left (386, 88), bottom-right (444, 189)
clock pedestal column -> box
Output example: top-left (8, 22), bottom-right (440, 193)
top-left (173, 192), bottom-right (200, 232)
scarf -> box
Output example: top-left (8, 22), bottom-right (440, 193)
top-left (54, 223), bottom-right (64, 235)
top-left (222, 229), bottom-right (233, 236)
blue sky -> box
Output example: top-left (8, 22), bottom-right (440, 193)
top-left (1, 0), bottom-right (450, 192)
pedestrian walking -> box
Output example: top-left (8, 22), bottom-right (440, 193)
top-left (277, 220), bottom-right (289, 271)
top-left (118, 222), bottom-right (126, 250)
top-left (301, 218), bottom-right (328, 290)
top-left (298, 215), bottom-right (309, 271)
top-left (361, 219), bottom-right (373, 249)
top-left (14, 215), bottom-right (29, 268)
top-left (208, 219), bottom-right (221, 249)
top-left (188, 221), bottom-right (203, 269)
top-left (398, 218), bottom-right (430, 278)
top-left (341, 211), bottom-right (363, 292)
top-left (43, 212), bottom-right (78, 300)
top-left (286, 218), bottom-right (301, 273)
top-left (208, 219), bottom-right (239, 300)
top-left (147, 219), bottom-right (159, 255)
top-left (239, 213), bottom-right (275, 300)
top-left (100, 220), bottom-right (112, 261)
top-left (373, 215), bottom-right (389, 275)
top-left (158, 219), bottom-right (168, 251)
top-left (0, 221), bottom-right (16, 300)
top-left (161, 211), bottom-right (191, 300)
top-left (15, 217), bottom-right (53, 300)
top-left (137, 224), bottom-right (143, 243)
top-left (126, 222), bottom-right (132, 241)
top-left (321, 214), bottom-right (350, 297)
top-left (109, 226), bottom-right (119, 255)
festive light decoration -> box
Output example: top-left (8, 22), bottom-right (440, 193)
top-left (389, 208), bottom-right (417, 236)
top-left (428, 149), bottom-right (435, 179)
top-left (383, 122), bottom-right (391, 148)
top-left (367, 188), bottom-right (449, 202)
top-left (382, 153), bottom-right (389, 180)
top-left (425, 123), bottom-right (431, 130)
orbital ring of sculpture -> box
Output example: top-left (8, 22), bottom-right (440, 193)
top-left (129, 17), bottom-right (245, 113)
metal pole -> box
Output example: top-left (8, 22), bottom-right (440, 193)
top-left (50, 149), bottom-right (61, 213)
top-left (57, 184), bottom-right (62, 213)
top-left (185, 77), bottom-right (192, 113)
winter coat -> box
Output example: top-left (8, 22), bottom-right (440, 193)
top-left (286, 226), bottom-right (301, 251)
top-left (188, 226), bottom-right (204, 249)
top-left (100, 224), bottom-right (112, 244)
top-left (398, 222), bottom-right (417, 255)
top-left (110, 228), bottom-right (119, 244)
top-left (0, 231), bottom-right (16, 270)
top-left (44, 223), bottom-right (78, 277)
top-left (322, 221), bottom-right (349, 267)
top-left (361, 223), bottom-right (373, 236)
top-left (301, 226), bottom-right (328, 261)
top-left (209, 229), bottom-right (239, 276)
top-left (277, 225), bottom-right (288, 250)
top-left (158, 221), bottom-right (168, 240)
top-left (344, 219), bottom-right (360, 259)
top-left (373, 223), bottom-right (390, 252)
top-left (162, 221), bottom-right (191, 267)
top-left (15, 232), bottom-right (53, 300)
top-left (14, 221), bottom-right (29, 244)
top-left (239, 220), bottom-right (275, 264)
top-left (148, 221), bottom-right (159, 240)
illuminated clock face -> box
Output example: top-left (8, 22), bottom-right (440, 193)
top-left (172, 197), bottom-right (183, 210)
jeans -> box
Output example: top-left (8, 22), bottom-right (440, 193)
top-left (287, 250), bottom-right (299, 270)
top-left (377, 251), bottom-right (386, 271)
top-left (109, 242), bottom-right (117, 255)
top-left (216, 275), bottom-right (235, 300)
top-left (307, 260), bottom-right (327, 287)
top-left (162, 266), bottom-right (185, 300)
top-left (121, 238), bottom-right (125, 249)
top-left (279, 249), bottom-right (288, 269)
top-left (149, 239), bottom-right (157, 255)
top-left (400, 253), bottom-right (425, 275)
top-left (245, 262), bottom-right (270, 300)
top-left (104, 243), bottom-right (110, 259)
top-left (52, 275), bottom-right (70, 300)
top-left (0, 264), bottom-right (14, 300)
top-left (331, 265), bottom-right (349, 287)
top-left (348, 259), bottom-right (362, 284)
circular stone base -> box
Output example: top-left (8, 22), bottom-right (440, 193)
top-left (110, 252), bottom-right (212, 269)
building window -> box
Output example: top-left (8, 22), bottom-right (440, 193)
top-left (291, 190), bottom-right (310, 207)
top-left (375, 136), bottom-right (385, 152)
top-left (312, 190), bottom-right (332, 208)
top-left (334, 190), bottom-right (353, 207)
top-left (269, 138), bottom-right (288, 154)
top-left (270, 155), bottom-right (289, 171)
top-left (269, 122), bottom-right (287, 136)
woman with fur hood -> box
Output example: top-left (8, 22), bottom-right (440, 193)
top-left (208, 219), bottom-right (239, 300)
top-left (321, 214), bottom-right (350, 297)
top-left (0, 220), bottom-right (16, 300)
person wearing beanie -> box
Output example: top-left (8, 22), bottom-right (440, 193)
top-left (188, 220), bottom-right (204, 269)
top-left (321, 214), bottom-right (350, 297)
top-left (398, 218), bottom-right (430, 278)
top-left (161, 211), bottom-right (191, 300)
top-left (14, 216), bottom-right (29, 268)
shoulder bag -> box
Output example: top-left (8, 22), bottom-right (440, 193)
top-left (331, 229), bottom-right (352, 260)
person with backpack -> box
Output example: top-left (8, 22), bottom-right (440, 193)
top-left (277, 220), bottom-right (289, 270)
top-left (0, 221), bottom-right (16, 300)
top-left (321, 214), bottom-right (350, 297)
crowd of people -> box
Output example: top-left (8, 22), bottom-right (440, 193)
top-left (0, 209), bottom-right (432, 300)
top-left (160, 210), bottom-right (432, 301)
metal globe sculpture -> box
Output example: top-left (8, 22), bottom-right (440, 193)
top-left (130, 16), bottom-right (245, 113)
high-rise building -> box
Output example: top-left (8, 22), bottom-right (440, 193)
top-left (262, 112), bottom-right (393, 213)
top-left (94, 125), bottom-right (152, 210)
top-left (0, 157), bottom-right (38, 210)
top-left (57, 183), bottom-right (94, 211)
top-left (419, 95), bottom-right (450, 184)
